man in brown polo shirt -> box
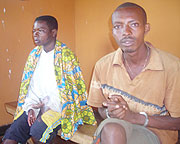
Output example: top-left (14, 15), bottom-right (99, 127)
top-left (87, 2), bottom-right (180, 144)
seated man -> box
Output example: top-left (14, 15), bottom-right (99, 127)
top-left (87, 2), bottom-right (180, 144)
top-left (3, 15), bottom-right (96, 144)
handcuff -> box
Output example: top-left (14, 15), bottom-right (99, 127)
top-left (139, 112), bottom-right (149, 127)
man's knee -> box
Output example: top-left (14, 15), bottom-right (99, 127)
top-left (102, 122), bottom-right (126, 138)
top-left (100, 122), bottom-right (127, 144)
top-left (30, 117), bottom-right (60, 143)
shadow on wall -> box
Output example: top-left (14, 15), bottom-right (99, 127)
top-left (108, 14), bottom-right (119, 51)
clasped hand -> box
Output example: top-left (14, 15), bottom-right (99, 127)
top-left (103, 95), bottom-right (132, 120)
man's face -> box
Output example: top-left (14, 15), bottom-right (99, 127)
top-left (33, 20), bottom-right (56, 46)
top-left (112, 7), bottom-right (149, 53)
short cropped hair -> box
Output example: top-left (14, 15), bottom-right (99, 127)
top-left (35, 15), bottom-right (58, 30)
top-left (114, 2), bottom-right (147, 24)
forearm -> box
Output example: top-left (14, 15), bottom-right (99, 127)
top-left (99, 106), bottom-right (180, 131)
top-left (126, 112), bottom-right (180, 131)
top-left (147, 115), bottom-right (180, 130)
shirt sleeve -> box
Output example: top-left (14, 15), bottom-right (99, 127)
top-left (165, 59), bottom-right (180, 118)
top-left (22, 84), bottom-right (40, 118)
top-left (87, 63), bottom-right (106, 107)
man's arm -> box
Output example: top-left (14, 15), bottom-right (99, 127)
top-left (99, 95), bottom-right (180, 131)
top-left (145, 115), bottom-right (180, 130)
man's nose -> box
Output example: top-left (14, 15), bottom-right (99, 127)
top-left (33, 30), bottom-right (39, 36)
top-left (122, 25), bottom-right (132, 36)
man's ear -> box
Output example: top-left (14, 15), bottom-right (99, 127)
top-left (52, 29), bottom-right (57, 37)
top-left (145, 23), bottom-right (150, 35)
top-left (112, 28), bottom-right (116, 38)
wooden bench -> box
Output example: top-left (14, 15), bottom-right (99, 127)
top-left (5, 101), bottom-right (180, 144)
top-left (5, 101), bottom-right (98, 144)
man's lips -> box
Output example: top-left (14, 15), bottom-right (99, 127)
top-left (120, 37), bottom-right (135, 46)
top-left (34, 39), bottom-right (39, 43)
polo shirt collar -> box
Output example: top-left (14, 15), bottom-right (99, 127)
top-left (112, 42), bottom-right (164, 71)
top-left (112, 48), bottom-right (123, 66)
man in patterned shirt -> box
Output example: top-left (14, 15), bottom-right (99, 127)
top-left (3, 15), bottom-right (96, 144)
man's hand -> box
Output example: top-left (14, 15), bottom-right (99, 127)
top-left (28, 102), bottom-right (44, 126)
top-left (28, 109), bottom-right (36, 126)
top-left (103, 95), bottom-right (134, 120)
top-left (32, 101), bottom-right (44, 109)
top-left (101, 95), bottom-right (180, 131)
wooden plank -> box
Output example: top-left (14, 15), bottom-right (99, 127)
top-left (4, 101), bottom-right (17, 116)
top-left (70, 124), bottom-right (97, 144)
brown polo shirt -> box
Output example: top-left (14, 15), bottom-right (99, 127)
top-left (87, 44), bottom-right (180, 144)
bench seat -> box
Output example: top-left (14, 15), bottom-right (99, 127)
top-left (5, 101), bottom-right (97, 144)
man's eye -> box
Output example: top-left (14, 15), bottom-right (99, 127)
top-left (39, 29), bottom-right (45, 32)
top-left (131, 23), bottom-right (139, 27)
top-left (114, 25), bottom-right (121, 29)
top-left (32, 29), bottom-right (45, 33)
